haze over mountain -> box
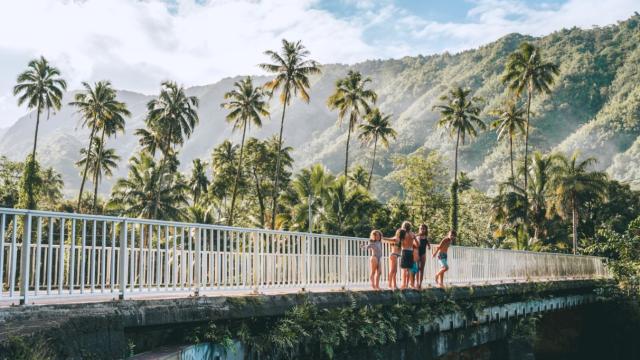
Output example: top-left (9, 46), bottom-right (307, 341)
top-left (1, 14), bottom-right (639, 198)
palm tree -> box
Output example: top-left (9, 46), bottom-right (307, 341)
top-left (502, 41), bottom-right (559, 226)
top-left (490, 100), bottom-right (526, 179)
top-left (69, 81), bottom-right (127, 212)
top-left (139, 81), bottom-right (199, 218)
top-left (348, 165), bottom-right (369, 188)
top-left (39, 167), bottom-right (64, 207)
top-left (143, 81), bottom-right (199, 156)
top-left (327, 70), bottom-right (378, 178)
top-left (259, 39), bottom-right (321, 229)
top-left (76, 137), bottom-right (121, 212)
top-left (433, 87), bottom-right (485, 232)
top-left (13, 56), bottom-right (66, 209)
top-left (13, 56), bottom-right (67, 159)
top-left (281, 164), bottom-right (334, 232)
top-left (321, 176), bottom-right (369, 235)
top-left (527, 151), bottom-right (559, 242)
top-left (188, 159), bottom-right (209, 205)
top-left (221, 77), bottom-right (269, 225)
top-left (358, 108), bottom-right (396, 189)
top-left (109, 152), bottom-right (188, 220)
top-left (550, 152), bottom-right (607, 254)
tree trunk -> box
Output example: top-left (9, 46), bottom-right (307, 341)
top-left (367, 135), bottom-right (378, 190)
top-left (92, 129), bottom-right (106, 213)
top-left (572, 195), bottom-right (578, 255)
top-left (153, 123), bottom-right (173, 220)
top-left (454, 128), bottom-right (460, 183)
top-left (509, 135), bottom-right (514, 180)
top-left (523, 82), bottom-right (532, 238)
top-left (253, 167), bottom-right (265, 227)
top-left (270, 90), bottom-right (289, 230)
top-left (228, 121), bottom-right (248, 226)
top-left (344, 123), bottom-right (352, 179)
top-left (76, 121), bottom-right (98, 213)
top-left (31, 103), bottom-right (42, 160)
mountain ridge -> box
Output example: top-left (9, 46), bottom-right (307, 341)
top-left (1, 15), bottom-right (639, 198)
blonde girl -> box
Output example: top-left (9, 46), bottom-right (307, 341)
top-left (363, 230), bottom-right (383, 290)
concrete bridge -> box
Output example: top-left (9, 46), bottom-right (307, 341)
top-left (0, 208), bottom-right (612, 358)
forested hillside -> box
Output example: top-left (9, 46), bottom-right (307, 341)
top-left (1, 15), bottom-right (638, 198)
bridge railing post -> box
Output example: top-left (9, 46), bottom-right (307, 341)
top-left (194, 227), bottom-right (201, 296)
top-left (253, 231), bottom-right (260, 294)
top-left (301, 233), bottom-right (307, 291)
top-left (119, 219), bottom-right (128, 300)
top-left (19, 212), bottom-right (32, 305)
top-left (341, 238), bottom-right (348, 289)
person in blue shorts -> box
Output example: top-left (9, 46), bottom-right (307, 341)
top-left (432, 230), bottom-right (454, 287)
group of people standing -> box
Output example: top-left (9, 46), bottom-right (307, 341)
top-left (365, 222), bottom-right (455, 290)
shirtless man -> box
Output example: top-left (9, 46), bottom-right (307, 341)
top-left (400, 221), bottom-right (418, 289)
top-left (433, 230), bottom-right (455, 287)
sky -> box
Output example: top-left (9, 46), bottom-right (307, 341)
top-left (0, 0), bottom-right (637, 128)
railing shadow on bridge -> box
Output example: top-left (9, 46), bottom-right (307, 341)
top-left (0, 207), bottom-right (610, 305)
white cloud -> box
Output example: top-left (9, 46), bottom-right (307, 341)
top-left (0, 0), bottom-right (636, 128)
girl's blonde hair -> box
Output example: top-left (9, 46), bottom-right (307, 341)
top-left (401, 221), bottom-right (412, 231)
top-left (369, 229), bottom-right (382, 241)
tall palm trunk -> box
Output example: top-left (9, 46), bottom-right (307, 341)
top-left (523, 82), bottom-right (533, 236)
top-left (454, 128), bottom-right (461, 183)
top-left (367, 134), bottom-right (378, 190)
top-left (571, 194), bottom-right (578, 255)
top-left (509, 135), bottom-right (515, 179)
top-left (344, 124), bottom-right (352, 178)
top-left (270, 90), bottom-right (289, 230)
top-left (91, 129), bottom-right (106, 213)
top-left (31, 103), bottom-right (42, 159)
top-left (153, 124), bottom-right (173, 220)
top-left (228, 121), bottom-right (248, 226)
top-left (253, 167), bottom-right (265, 227)
top-left (77, 121), bottom-right (98, 212)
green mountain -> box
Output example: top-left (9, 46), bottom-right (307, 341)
top-left (1, 15), bottom-right (639, 198)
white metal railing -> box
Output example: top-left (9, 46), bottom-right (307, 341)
top-left (0, 208), bottom-right (609, 304)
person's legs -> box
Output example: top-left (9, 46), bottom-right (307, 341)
top-left (418, 255), bottom-right (426, 288)
top-left (388, 256), bottom-right (397, 289)
top-left (375, 257), bottom-right (382, 289)
top-left (369, 257), bottom-right (377, 289)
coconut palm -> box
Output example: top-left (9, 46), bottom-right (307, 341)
top-left (527, 151), bottom-right (559, 242)
top-left (70, 81), bottom-right (128, 212)
top-left (358, 108), bottom-right (396, 189)
top-left (108, 152), bottom-right (188, 220)
top-left (327, 71), bottom-right (377, 179)
top-left (502, 41), bottom-right (559, 225)
top-left (13, 56), bottom-right (67, 159)
top-left (143, 81), bottom-right (199, 156)
top-left (140, 81), bottom-right (198, 219)
top-left (433, 87), bottom-right (485, 232)
top-left (221, 77), bottom-right (269, 225)
top-left (490, 100), bottom-right (526, 179)
top-left (259, 39), bottom-right (321, 229)
top-left (188, 159), bottom-right (209, 205)
top-left (76, 136), bottom-right (121, 212)
top-left (280, 164), bottom-right (334, 232)
top-left (39, 167), bottom-right (64, 207)
top-left (348, 165), bottom-right (369, 188)
top-left (13, 56), bottom-right (67, 209)
top-left (550, 152), bottom-right (608, 254)
top-left (321, 176), bottom-right (369, 235)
